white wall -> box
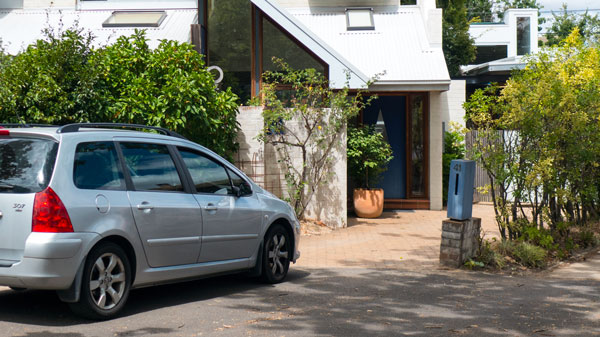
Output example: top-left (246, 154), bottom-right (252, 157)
top-left (429, 93), bottom-right (443, 211)
top-left (440, 80), bottom-right (466, 128)
top-left (236, 106), bottom-right (348, 228)
top-left (1, 0), bottom-right (23, 8)
top-left (23, 0), bottom-right (75, 8)
top-left (468, 8), bottom-right (538, 61)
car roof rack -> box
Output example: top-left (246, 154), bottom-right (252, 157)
top-left (56, 123), bottom-right (187, 139)
top-left (0, 123), bottom-right (57, 128)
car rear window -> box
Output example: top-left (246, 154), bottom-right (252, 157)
top-left (0, 137), bottom-right (58, 193)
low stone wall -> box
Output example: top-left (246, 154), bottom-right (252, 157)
top-left (439, 217), bottom-right (481, 267)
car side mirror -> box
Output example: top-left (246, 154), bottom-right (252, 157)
top-left (233, 183), bottom-right (252, 197)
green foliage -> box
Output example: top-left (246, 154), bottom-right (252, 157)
top-left (578, 230), bottom-right (598, 248)
top-left (545, 4), bottom-right (600, 46)
top-left (0, 27), bottom-right (103, 124)
top-left (0, 27), bottom-right (240, 161)
top-left (256, 58), bottom-right (371, 219)
top-left (347, 125), bottom-right (394, 189)
top-left (437, 0), bottom-right (477, 76)
top-left (466, 0), bottom-right (545, 29)
top-left (516, 221), bottom-right (556, 250)
top-left (442, 124), bottom-right (466, 205)
top-left (466, 30), bottom-right (600, 244)
top-left (474, 238), bottom-right (505, 268)
top-left (93, 30), bottom-right (240, 160)
top-left (464, 258), bottom-right (485, 269)
top-left (512, 242), bottom-right (546, 268)
top-left (466, 0), bottom-right (494, 22)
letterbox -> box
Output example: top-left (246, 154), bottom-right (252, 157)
top-left (447, 159), bottom-right (476, 221)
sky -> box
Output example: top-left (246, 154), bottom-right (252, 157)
top-left (538, 0), bottom-right (599, 12)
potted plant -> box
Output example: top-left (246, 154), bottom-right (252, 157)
top-left (347, 125), bottom-right (394, 218)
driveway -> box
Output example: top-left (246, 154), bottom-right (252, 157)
top-left (297, 204), bottom-right (500, 270)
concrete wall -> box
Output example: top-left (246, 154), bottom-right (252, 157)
top-left (235, 106), bottom-right (347, 228)
top-left (440, 79), bottom-right (466, 129)
top-left (468, 8), bottom-right (538, 61)
top-left (429, 92), bottom-right (443, 211)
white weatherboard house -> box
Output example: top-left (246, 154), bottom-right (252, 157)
top-left (0, 0), bottom-right (455, 228)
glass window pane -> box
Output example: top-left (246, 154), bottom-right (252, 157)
top-left (262, 18), bottom-right (325, 74)
top-left (103, 11), bottom-right (166, 27)
top-left (474, 45), bottom-right (508, 64)
top-left (179, 148), bottom-right (232, 195)
top-left (227, 167), bottom-right (252, 195)
top-left (74, 142), bottom-right (124, 190)
top-left (410, 95), bottom-right (426, 197)
top-left (120, 143), bottom-right (183, 192)
top-left (517, 17), bottom-right (531, 56)
top-left (0, 138), bottom-right (57, 193)
top-left (346, 9), bottom-right (374, 30)
top-left (208, 0), bottom-right (252, 103)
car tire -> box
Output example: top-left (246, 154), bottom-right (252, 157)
top-left (262, 224), bottom-right (291, 284)
top-left (69, 242), bottom-right (131, 320)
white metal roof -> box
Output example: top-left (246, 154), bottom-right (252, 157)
top-left (287, 6), bottom-right (450, 91)
top-left (461, 56), bottom-right (526, 75)
top-left (0, 9), bottom-right (197, 55)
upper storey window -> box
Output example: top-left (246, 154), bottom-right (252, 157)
top-left (102, 11), bottom-right (167, 28)
top-left (346, 8), bottom-right (374, 31)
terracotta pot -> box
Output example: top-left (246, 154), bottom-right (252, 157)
top-left (353, 188), bottom-right (384, 218)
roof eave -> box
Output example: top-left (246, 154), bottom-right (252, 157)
top-left (369, 80), bottom-right (451, 92)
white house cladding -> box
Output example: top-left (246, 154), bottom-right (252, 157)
top-left (198, 0), bottom-right (450, 217)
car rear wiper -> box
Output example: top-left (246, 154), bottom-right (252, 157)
top-left (0, 183), bottom-right (15, 190)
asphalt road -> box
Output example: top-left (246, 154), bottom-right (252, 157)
top-left (0, 263), bottom-right (599, 337)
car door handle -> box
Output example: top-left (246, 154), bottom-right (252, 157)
top-left (137, 202), bottom-right (154, 210)
top-left (204, 204), bottom-right (218, 211)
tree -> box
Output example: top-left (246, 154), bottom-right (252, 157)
top-left (93, 30), bottom-right (241, 159)
top-left (438, 0), bottom-right (477, 76)
top-left (0, 27), bottom-right (241, 161)
top-left (0, 27), bottom-right (104, 124)
top-left (466, 30), bottom-right (600, 246)
top-left (256, 58), bottom-right (371, 219)
top-left (545, 4), bottom-right (600, 46)
top-left (466, 0), bottom-right (545, 28)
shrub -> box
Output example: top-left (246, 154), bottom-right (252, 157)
top-left (476, 239), bottom-right (505, 268)
top-left (442, 124), bottom-right (465, 205)
top-left (512, 242), bottom-right (547, 268)
top-left (347, 125), bottom-right (394, 189)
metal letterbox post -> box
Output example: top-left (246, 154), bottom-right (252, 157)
top-left (447, 159), bottom-right (476, 221)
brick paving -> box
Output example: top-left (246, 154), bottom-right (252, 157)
top-left (295, 203), bottom-right (500, 270)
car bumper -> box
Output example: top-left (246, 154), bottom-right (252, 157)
top-left (0, 232), bottom-right (99, 289)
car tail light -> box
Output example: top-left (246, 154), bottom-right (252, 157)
top-left (32, 187), bottom-right (74, 233)
top-left (0, 128), bottom-right (9, 136)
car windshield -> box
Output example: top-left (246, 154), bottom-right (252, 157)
top-left (0, 137), bottom-right (58, 193)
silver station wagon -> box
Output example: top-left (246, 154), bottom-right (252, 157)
top-left (0, 123), bottom-right (300, 319)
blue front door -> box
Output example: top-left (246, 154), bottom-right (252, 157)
top-left (362, 96), bottom-right (407, 199)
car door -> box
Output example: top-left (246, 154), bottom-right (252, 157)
top-left (176, 147), bottom-right (262, 263)
top-left (119, 141), bottom-right (202, 268)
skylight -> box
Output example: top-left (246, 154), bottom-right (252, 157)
top-left (103, 11), bottom-right (167, 28)
top-left (346, 8), bottom-right (374, 31)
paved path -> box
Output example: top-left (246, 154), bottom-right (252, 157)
top-left (296, 204), bottom-right (500, 270)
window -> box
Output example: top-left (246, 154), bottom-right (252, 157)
top-left (207, 0), bottom-right (252, 103)
top-left (179, 148), bottom-right (232, 195)
top-left (102, 11), bottom-right (167, 28)
top-left (400, 0), bottom-right (417, 4)
top-left (517, 17), bottom-right (531, 56)
top-left (346, 8), bottom-right (374, 31)
top-left (227, 167), bottom-right (252, 196)
top-left (474, 45), bottom-right (508, 64)
top-left (74, 142), bottom-right (124, 190)
top-left (120, 143), bottom-right (183, 192)
top-left (409, 94), bottom-right (426, 198)
top-left (262, 18), bottom-right (326, 74)
top-left (0, 138), bottom-right (57, 193)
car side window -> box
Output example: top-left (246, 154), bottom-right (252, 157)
top-left (227, 168), bottom-right (252, 196)
top-left (178, 148), bottom-right (232, 195)
top-left (74, 142), bottom-right (125, 190)
top-left (120, 142), bottom-right (184, 192)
